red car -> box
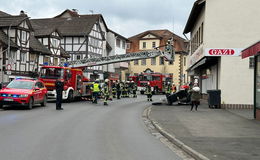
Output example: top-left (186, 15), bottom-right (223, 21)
top-left (0, 78), bottom-right (48, 109)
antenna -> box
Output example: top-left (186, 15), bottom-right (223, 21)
top-left (89, 10), bottom-right (94, 14)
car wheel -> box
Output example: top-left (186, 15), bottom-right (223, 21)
top-left (67, 91), bottom-right (73, 103)
top-left (28, 97), bottom-right (33, 110)
top-left (41, 95), bottom-right (47, 107)
top-left (140, 91), bottom-right (144, 95)
top-left (0, 104), bottom-right (3, 109)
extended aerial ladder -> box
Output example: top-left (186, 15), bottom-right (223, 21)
top-left (65, 46), bottom-right (174, 68)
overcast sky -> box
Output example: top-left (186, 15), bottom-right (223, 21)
top-left (0, 0), bottom-right (195, 38)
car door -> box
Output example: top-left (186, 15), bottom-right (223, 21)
top-left (38, 81), bottom-right (46, 101)
top-left (33, 82), bottom-right (42, 103)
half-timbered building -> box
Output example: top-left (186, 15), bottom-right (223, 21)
top-left (0, 11), bottom-right (34, 82)
top-left (31, 9), bottom-right (108, 80)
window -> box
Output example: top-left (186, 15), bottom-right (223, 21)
top-left (142, 42), bottom-right (146, 49)
top-left (30, 54), bottom-right (37, 62)
top-left (134, 60), bottom-right (139, 65)
top-left (126, 43), bottom-right (131, 49)
top-left (116, 38), bottom-right (120, 47)
top-left (122, 41), bottom-right (126, 49)
top-left (249, 57), bottom-right (254, 68)
top-left (54, 58), bottom-right (58, 65)
top-left (76, 54), bottom-right (81, 60)
top-left (169, 61), bottom-right (173, 65)
top-left (152, 42), bottom-right (156, 48)
top-left (21, 31), bottom-right (26, 42)
top-left (141, 59), bottom-right (146, 65)
top-left (52, 39), bottom-right (58, 48)
top-left (21, 52), bottom-right (26, 63)
top-left (184, 57), bottom-right (186, 66)
top-left (159, 57), bottom-right (164, 65)
top-left (151, 57), bottom-right (156, 65)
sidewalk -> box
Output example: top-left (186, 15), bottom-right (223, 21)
top-left (148, 102), bottom-right (260, 160)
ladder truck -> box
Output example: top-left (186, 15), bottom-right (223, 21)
top-left (38, 48), bottom-right (174, 102)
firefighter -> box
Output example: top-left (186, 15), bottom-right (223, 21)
top-left (116, 80), bottom-right (121, 99)
top-left (102, 79), bottom-right (110, 105)
top-left (145, 82), bottom-right (153, 101)
top-left (112, 80), bottom-right (117, 98)
top-left (172, 83), bottom-right (177, 93)
top-left (91, 79), bottom-right (101, 104)
top-left (121, 81), bottom-right (126, 98)
top-left (132, 81), bottom-right (137, 98)
top-left (165, 81), bottom-right (172, 97)
top-left (55, 79), bottom-right (64, 110)
top-left (125, 81), bottom-right (130, 98)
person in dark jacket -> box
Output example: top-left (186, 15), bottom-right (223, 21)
top-left (55, 79), bottom-right (64, 110)
top-left (116, 80), bottom-right (122, 99)
top-left (190, 86), bottom-right (201, 111)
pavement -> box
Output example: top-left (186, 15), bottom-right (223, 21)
top-left (147, 100), bottom-right (260, 160)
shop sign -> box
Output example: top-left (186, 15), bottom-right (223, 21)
top-left (188, 46), bottom-right (204, 68)
top-left (205, 48), bottom-right (243, 56)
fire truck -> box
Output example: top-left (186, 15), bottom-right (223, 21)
top-left (38, 46), bottom-right (174, 101)
top-left (129, 73), bottom-right (173, 94)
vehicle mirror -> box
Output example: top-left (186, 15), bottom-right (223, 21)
top-left (34, 87), bottom-right (40, 91)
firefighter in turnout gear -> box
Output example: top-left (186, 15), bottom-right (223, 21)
top-left (145, 82), bottom-right (153, 101)
top-left (132, 81), bottom-right (137, 98)
top-left (91, 79), bottom-right (101, 104)
top-left (102, 79), bottom-right (110, 105)
top-left (116, 80), bottom-right (122, 99)
top-left (111, 81), bottom-right (117, 98)
top-left (165, 81), bottom-right (172, 97)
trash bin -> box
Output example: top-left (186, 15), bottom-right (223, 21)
top-left (207, 90), bottom-right (221, 108)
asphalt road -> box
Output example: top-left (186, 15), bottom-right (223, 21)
top-left (0, 95), bottom-right (182, 160)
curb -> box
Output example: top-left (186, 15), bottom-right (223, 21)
top-left (145, 106), bottom-right (210, 160)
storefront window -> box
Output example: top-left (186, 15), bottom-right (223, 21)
top-left (256, 56), bottom-right (260, 109)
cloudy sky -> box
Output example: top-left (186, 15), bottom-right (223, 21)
top-left (0, 0), bottom-right (195, 38)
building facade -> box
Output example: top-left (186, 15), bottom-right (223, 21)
top-left (127, 29), bottom-right (188, 87)
top-left (183, 0), bottom-right (260, 108)
top-left (106, 29), bottom-right (128, 81)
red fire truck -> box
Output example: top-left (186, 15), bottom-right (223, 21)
top-left (129, 73), bottom-right (173, 94)
top-left (38, 66), bottom-right (91, 102)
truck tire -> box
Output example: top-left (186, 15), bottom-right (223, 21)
top-left (67, 90), bottom-right (74, 103)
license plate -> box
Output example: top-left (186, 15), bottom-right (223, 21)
top-left (4, 98), bottom-right (14, 101)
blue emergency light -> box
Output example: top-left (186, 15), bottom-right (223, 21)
top-left (64, 63), bottom-right (69, 67)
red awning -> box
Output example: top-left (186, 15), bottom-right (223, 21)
top-left (241, 41), bottom-right (260, 59)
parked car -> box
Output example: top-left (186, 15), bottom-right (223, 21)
top-left (0, 78), bottom-right (48, 109)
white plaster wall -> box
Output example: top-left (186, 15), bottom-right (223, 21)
top-left (203, 0), bottom-right (260, 104)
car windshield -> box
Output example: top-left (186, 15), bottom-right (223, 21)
top-left (7, 80), bottom-right (34, 89)
top-left (40, 68), bottom-right (64, 79)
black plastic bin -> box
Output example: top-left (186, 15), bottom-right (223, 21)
top-left (207, 90), bottom-right (221, 108)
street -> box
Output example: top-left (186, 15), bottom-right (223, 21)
top-left (0, 95), bottom-right (183, 160)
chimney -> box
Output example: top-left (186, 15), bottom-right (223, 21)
top-left (20, 10), bottom-right (27, 16)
